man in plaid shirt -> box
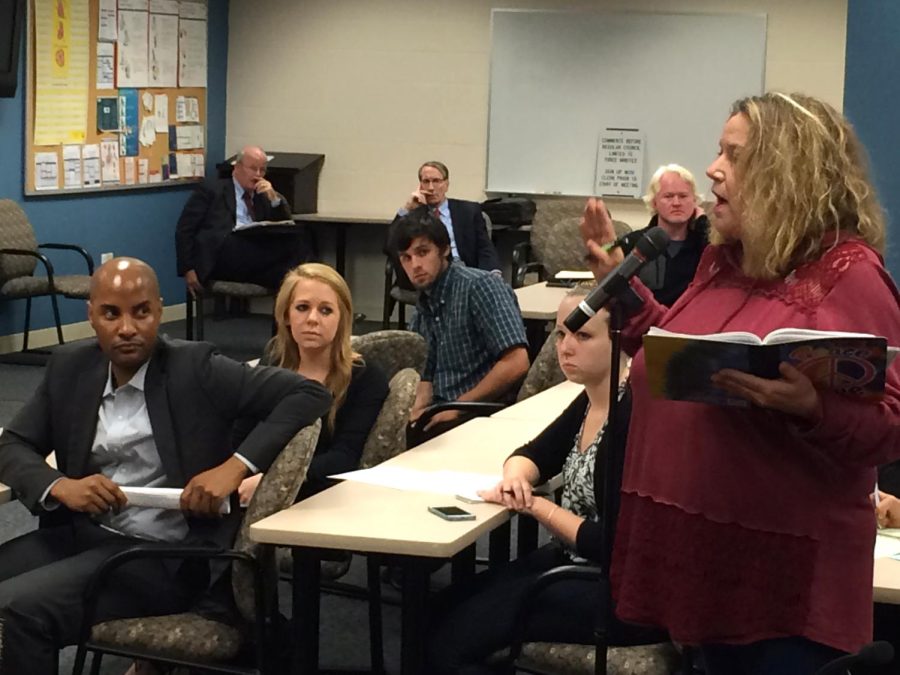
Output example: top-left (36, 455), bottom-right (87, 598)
top-left (387, 208), bottom-right (529, 445)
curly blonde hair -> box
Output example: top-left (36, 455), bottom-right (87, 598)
top-left (266, 263), bottom-right (359, 430)
top-left (714, 92), bottom-right (885, 279)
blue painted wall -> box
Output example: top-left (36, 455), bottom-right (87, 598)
top-left (0, 2), bottom-right (228, 337)
top-left (845, 0), bottom-right (900, 281)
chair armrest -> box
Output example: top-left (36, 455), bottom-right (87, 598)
top-left (38, 242), bottom-right (95, 274)
top-left (506, 564), bottom-right (604, 663)
top-left (0, 247), bottom-right (58, 282)
top-left (410, 401), bottom-right (508, 432)
top-left (511, 242), bottom-right (547, 288)
top-left (78, 544), bottom-right (266, 653)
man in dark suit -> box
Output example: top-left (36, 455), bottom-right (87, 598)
top-left (0, 257), bottom-right (330, 674)
top-left (175, 145), bottom-right (309, 296)
top-left (389, 161), bottom-right (501, 292)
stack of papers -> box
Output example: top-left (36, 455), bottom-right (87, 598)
top-left (329, 466), bottom-right (500, 502)
top-left (875, 530), bottom-right (900, 559)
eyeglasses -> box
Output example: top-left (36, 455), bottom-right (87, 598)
top-left (419, 177), bottom-right (446, 187)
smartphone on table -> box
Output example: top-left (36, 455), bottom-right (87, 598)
top-left (428, 505), bottom-right (476, 521)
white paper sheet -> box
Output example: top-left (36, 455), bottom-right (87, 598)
top-left (175, 124), bottom-right (203, 149)
top-left (117, 10), bottom-right (150, 88)
top-left (34, 152), bottom-right (59, 191)
top-left (179, 0), bottom-right (207, 20)
top-left (175, 152), bottom-right (194, 177)
top-left (83, 144), bottom-right (101, 187)
top-left (329, 466), bottom-right (501, 500)
top-left (98, 0), bottom-right (117, 41)
top-left (96, 43), bottom-right (115, 89)
top-left (124, 157), bottom-right (136, 184)
top-left (149, 12), bottom-right (178, 87)
top-left (138, 157), bottom-right (149, 184)
top-left (875, 532), bottom-right (900, 559)
top-left (178, 18), bottom-right (207, 87)
top-left (100, 139), bottom-right (120, 183)
top-left (118, 0), bottom-right (149, 9)
top-left (153, 93), bottom-right (169, 132)
top-left (192, 152), bottom-right (205, 177)
top-left (122, 486), bottom-right (230, 513)
top-left (62, 144), bottom-right (82, 189)
top-left (150, 0), bottom-right (178, 13)
top-left (139, 116), bottom-right (157, 146)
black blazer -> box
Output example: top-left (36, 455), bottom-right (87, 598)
top-left (175, 178), bottom-right (293, 282)
top-left (0, 337), bottom-right (331, 547)
top-left (447, 198), bottom-right (501, 271)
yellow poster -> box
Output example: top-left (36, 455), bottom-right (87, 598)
top-left (33, 0), bottom-right (89, 145)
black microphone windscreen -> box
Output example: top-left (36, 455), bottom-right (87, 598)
top-left (635, 227), bottom-right (671, 259)
top-left (859, 641), bottom-right (894, 665)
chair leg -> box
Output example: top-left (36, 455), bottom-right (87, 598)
top-left (197, 293), bottom-right (206, 341)
top-left (382, 280), bottom-right (394, 330)
top-left (22, 297), bottom-right (32, 350)
top-left (185, 290), bottom-right (195, 340)
top-left (49, 293), bottom-right (65, 345)
top-left (397, 302), bottom-right (406, 330)
top-left (71, 642), bottom-right (88, 674)
top-left (367, 556), bottom-right (385, 675)
top-left (89, 650), bottom-right (102, 675)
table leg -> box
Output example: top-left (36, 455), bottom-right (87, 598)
top-left (335, 223), bottom-right (348, 277)
top-left (400, 556), bottom-right (430, 675)
top-left (292, 547), bottom-right (321, 674)
top-left (524, 318), bottom-right (549, 361)
top-left (517, 513), bottom-right (539, 559)
top-left (489, 520), bottom-right (512, 568)
top-left (451, 544), bottom-right (476, 586)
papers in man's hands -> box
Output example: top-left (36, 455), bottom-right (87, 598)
top-left (554, 270), bottom-right (594, 280)
top-left (121, 487), bottom-right (231, 514)
top-left (232, 219), bottom-right (295, 232)
top-left (329, 466), bottom-right (500, 503)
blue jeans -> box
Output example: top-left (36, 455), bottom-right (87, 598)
top-left (701, 636), bottom-right (844, 675)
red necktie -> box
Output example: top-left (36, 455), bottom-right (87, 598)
top-left (242, 191), bottom-right (256, 221)
top-left (432, 207), bottom-right (441, 222)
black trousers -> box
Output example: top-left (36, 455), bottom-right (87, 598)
top-left (210, 229), bottom-right (313, 289)
top-left (425, 544), bottom-right (666, 675)
top-left (0, 517), bottom-right (200, 675)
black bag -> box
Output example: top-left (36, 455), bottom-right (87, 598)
top-left (480, 197), bottom-right (537, 227)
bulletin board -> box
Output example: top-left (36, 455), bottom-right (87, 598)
top-left (24, 0), bottom-right (208, 196)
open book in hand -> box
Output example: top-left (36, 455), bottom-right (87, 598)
top-left (642, 327), bottom-right (896, 407)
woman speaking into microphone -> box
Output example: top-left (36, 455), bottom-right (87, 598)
top-left (581, 92), bottom-right (900, 674)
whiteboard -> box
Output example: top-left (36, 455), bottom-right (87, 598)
top-left (486, 10), bottom-right (767, 198)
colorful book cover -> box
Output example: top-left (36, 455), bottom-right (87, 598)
top-left (643, 333), bottom-right (889, 407)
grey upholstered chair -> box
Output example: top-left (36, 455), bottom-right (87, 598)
top-left (186, 280), bottom-right (276, 341)
top-left (74, 421), bottom-right (322, 675)
top-left (351, 329), bottom-right (427, 380)
top-left (0, 199), bottom-right (94, 349)
top-left (515, 641), bottom-right (680, 674)
top-left (515, 329), bottom-right (566, 402)
top-left (512, 198), bottom-right (631, 287)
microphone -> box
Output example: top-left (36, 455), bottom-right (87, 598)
top-left (564, 228), bottom-right (670, 332)
top-left (816, 641), bottom-right (894, 674)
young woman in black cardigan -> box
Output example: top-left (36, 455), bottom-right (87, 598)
top-left (426, 286), bottom-right (662, 674)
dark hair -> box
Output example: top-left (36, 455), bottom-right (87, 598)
top-left (386, 206), bottom-right (451, 258)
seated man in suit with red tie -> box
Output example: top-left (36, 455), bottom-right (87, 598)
top-left (389, 161), bottom-right (501, 294)
top-left (175, 145), bottom-right (310, 297)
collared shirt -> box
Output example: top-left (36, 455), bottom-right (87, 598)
top-left (232, 176), bottom-right (282, 226)
top-left (89, 361), bottom-right (189, 542)
top-left (397, 199), bottom-right (461, 261)
top-left (410, 262), bottom-right (527, 402)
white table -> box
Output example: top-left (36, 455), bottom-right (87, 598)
top-left (250, 414), bottom-right (565, 674)
top-left (514, 281), bottom-right (569, 320)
